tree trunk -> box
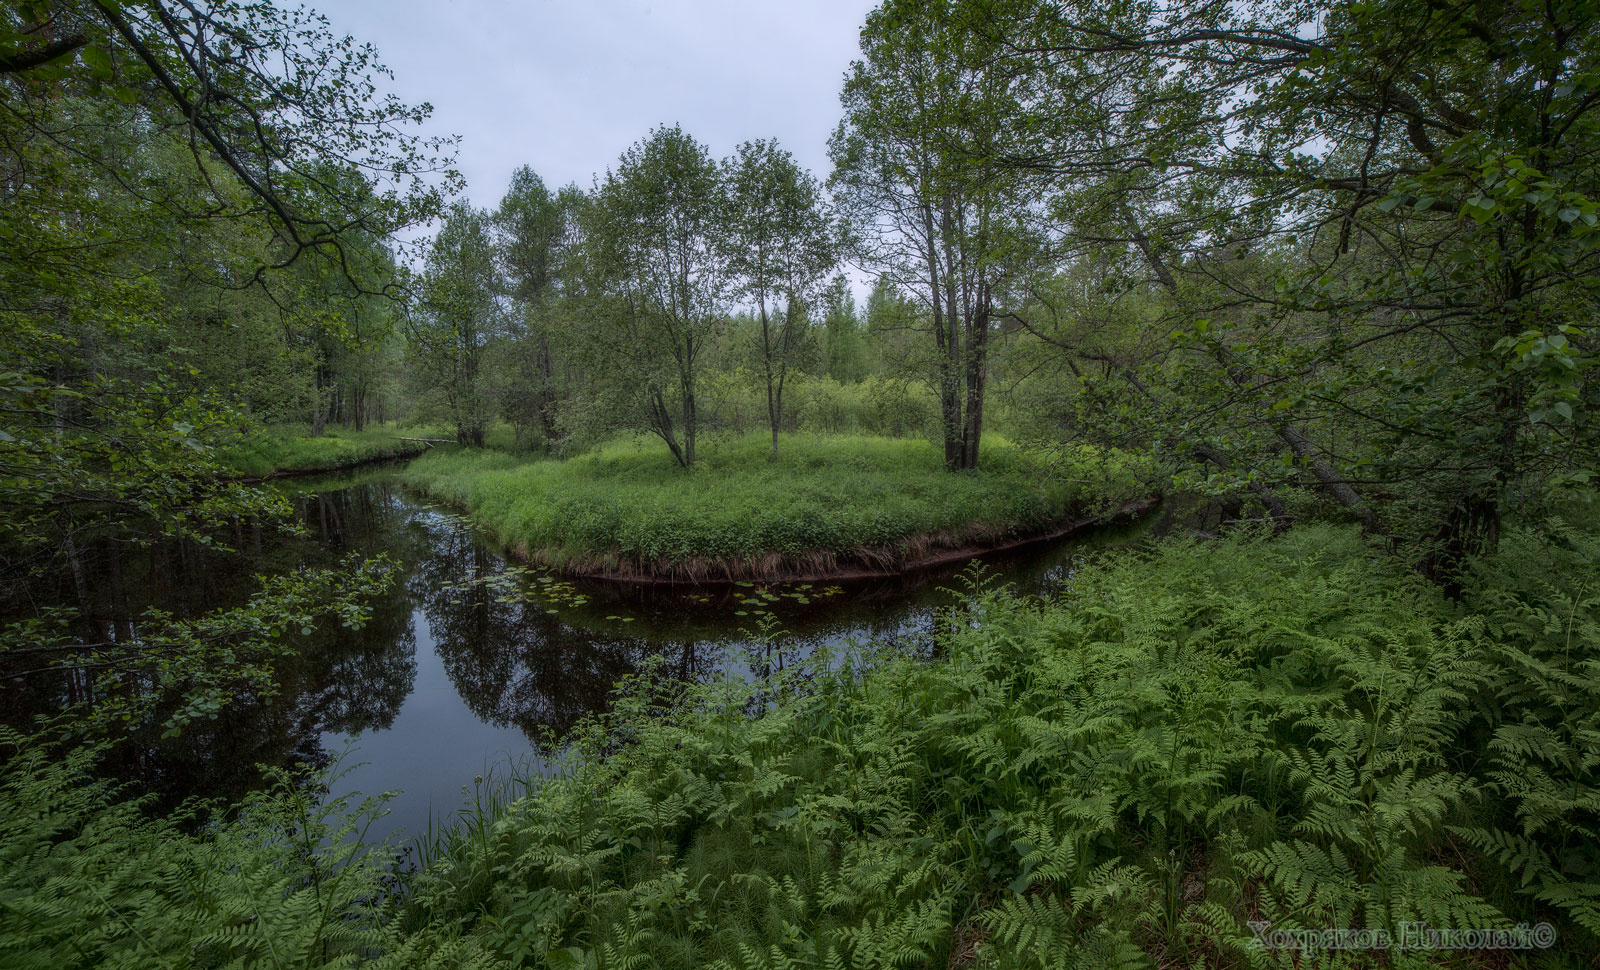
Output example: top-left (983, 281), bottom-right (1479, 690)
top-left (760, 298), bottom-right (781, 460)
top-left (537, 335), bottom-right (562, 444)
top-left (941, 200), bottom-right (965, 470)
top-left (648, 383), bottom-right (689, 469)
top-left (682, 380), bottom-right (697, 467)
top-left (960, 284), bottom-right (990, 470)
top-left (311, 368), bottom-right (328, 436)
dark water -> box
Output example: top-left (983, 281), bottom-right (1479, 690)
top-left (1, 468), bottom-right (1180, 844)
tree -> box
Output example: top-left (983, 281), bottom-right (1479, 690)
top-left (0, 0), bottom-right (443, 736)
top-left (831, 0), bottom-right (1036, 469)
top-left (584, 125), bottom-right (728, 468)
top-left (410, 204), bottom-right (499, 446)
top-left (723, 139), bottom-right (838, 458)
top-left (0, 0), bottom-right (456, 289)
top-left (945, 0), bottom-right (1600, 573)
top-left (493, 167), bottom-right (576, 446)
top-left (821, 274), bottom-right (869, 382)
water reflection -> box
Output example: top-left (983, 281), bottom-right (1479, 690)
top-left (2, 469), bottom-right (1181, 842)
top-left (407, 510), bottom-right (686, 738)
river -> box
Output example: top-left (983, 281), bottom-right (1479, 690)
top-left (0, 465), bottom-right (1182, 845)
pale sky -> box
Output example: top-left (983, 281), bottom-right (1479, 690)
top-left (320, 0), bottom-right (878, 208)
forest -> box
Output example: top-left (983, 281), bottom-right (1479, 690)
top-left (2, 0), bottom-right (1599, 967)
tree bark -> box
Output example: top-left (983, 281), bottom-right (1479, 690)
top-left (961, 283), bottom-right (990, 469)
top-left (648, 383), bottom-right (689, 469)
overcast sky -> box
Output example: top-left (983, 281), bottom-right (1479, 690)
top-left (321, 0), bottom-right (878, 208)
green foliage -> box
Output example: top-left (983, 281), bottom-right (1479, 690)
top-left (9, 510), bottom-right (1600, 968)
top-left (916, 0), bottom-right (1600, 558)
top-left (0, 729), bottom-right (507, 970)
top-left (1455, 500), bottom-right (1600, 938)
top-left (401, 522), bottom-right (1600, 967)
top-left (398, 434), bottom-right (1150, 575)
top-left (696, 371), bottom-right (940, 440)
top-left (218, 424), bottom-right (439, 478)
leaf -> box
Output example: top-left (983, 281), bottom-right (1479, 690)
top-left (81, 45), bottom-right (112, 76)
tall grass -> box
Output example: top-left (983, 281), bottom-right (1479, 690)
top-left (219, 424), bottom-right (437, 477)
top-left (399, 434), bottom-right (1153, 580)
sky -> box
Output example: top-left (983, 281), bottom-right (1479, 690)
top-left (319, 0), bottom-right (878, 209)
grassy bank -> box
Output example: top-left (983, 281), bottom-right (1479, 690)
top-left (399, 434), bottom-right (1153, 581)
top-left (218, 425), bottom-right (443, 478)
top-left (7, 518), bottom-right (1599, 967)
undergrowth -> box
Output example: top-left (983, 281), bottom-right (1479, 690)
top-left (0, 734), bottom-right (499, 969)
top-left (404, 520), bottom-right (1600, 968)
top-left (398, 434), bottom-right (1152, 579)
top-left (6, 517), bottom-right (1598, 967)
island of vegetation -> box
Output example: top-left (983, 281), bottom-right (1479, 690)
top-left (399, 435), bottom-right (1153, 581)
top-left (4, 0), bottom-right (1599, 968)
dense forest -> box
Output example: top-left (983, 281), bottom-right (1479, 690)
top-left (3, 0), bottom-right (1599, 967)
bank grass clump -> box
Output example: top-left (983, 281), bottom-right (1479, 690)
top-left (218, 424), bottom-right (438, 478)
top-left (402, 519), bottom-right (1600, 968)
top-left (399, 433), bottom-right (1153, 580)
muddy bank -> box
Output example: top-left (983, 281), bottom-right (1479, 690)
top-left (496, 496), bottom-right (1162, 586)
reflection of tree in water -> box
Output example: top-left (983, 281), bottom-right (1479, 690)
top-left (411, 513), bottom-right (717, 739)
top-left (281, 482), bottom-right (421, 738)
top-left (4, 472), bottom-right (1156, 818)
top-left (1, 479), bottom-right (422, 812)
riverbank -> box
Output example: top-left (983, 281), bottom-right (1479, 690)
top-left (401, 516), bottom-right (1600, 968)
top-left (398, 434), bottom-right (1156, 582)
top-left (218, 425), bottom-right (442, 479)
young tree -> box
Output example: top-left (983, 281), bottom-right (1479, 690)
top-left (831, 0), bottom-right (1033, 469)
top-left (493, 167), bottom-right (575, 446)
top-left (585, 125), bottom-right (728, 468)
top-left (410, 204), bottom-right (499, 446)
top-left (723, 139), bottom-right (838, 458)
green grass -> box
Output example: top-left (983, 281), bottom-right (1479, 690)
top-left (218, 424), bottom-right (445, 477)
top-left (398, 434), bottom-right (1154, 578)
